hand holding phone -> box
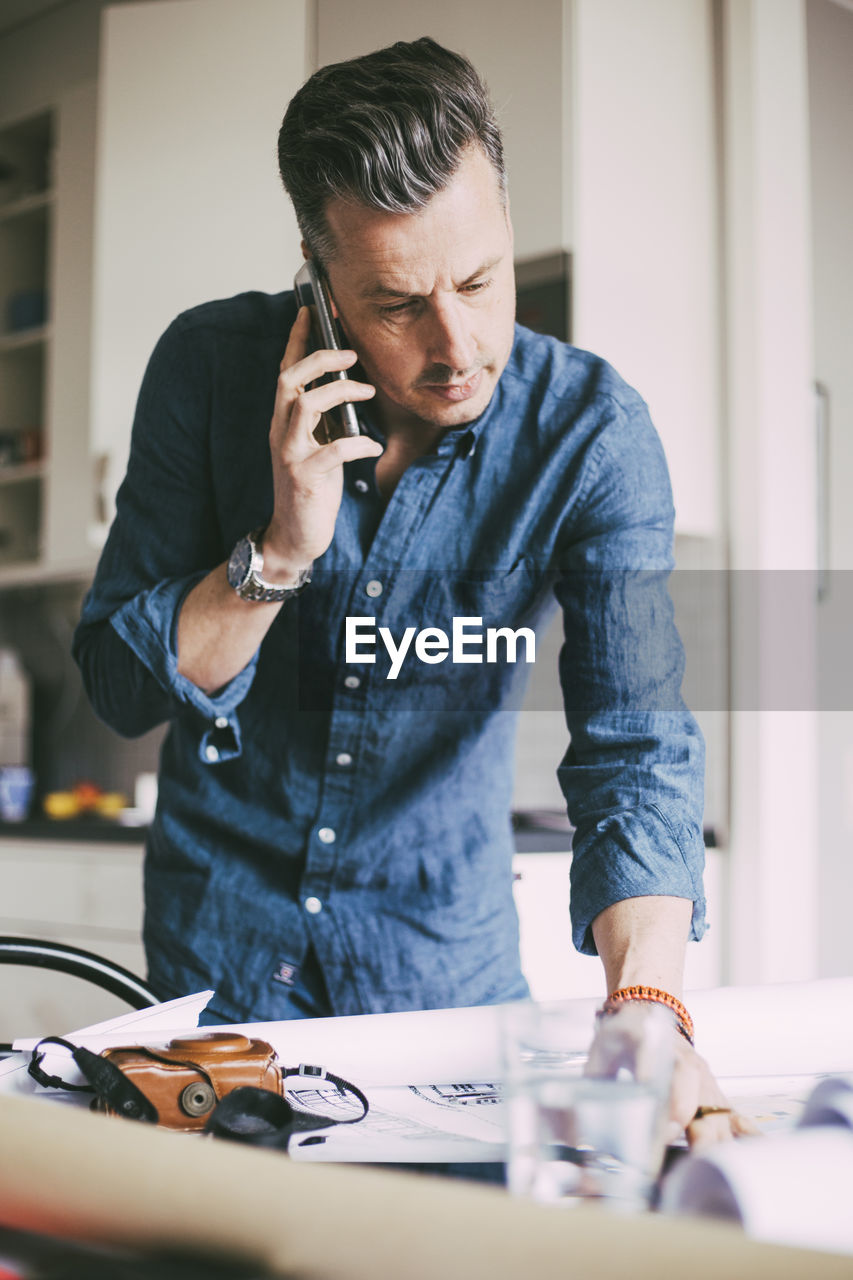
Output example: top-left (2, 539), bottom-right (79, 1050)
top-left (258, 270), bottom-right (379, 584)
top-left (293, 261), bottom-right (361, 442)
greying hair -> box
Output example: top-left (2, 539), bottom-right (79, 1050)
top-left (277, 37), bottom-right (506, 267)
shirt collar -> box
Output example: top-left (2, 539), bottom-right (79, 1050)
top-left (359, 373), bottom-right (504, 461)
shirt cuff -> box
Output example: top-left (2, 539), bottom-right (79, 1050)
top-left (110, 576), bottom-right (258, 764)
top-left (568, 802), bottom-right (707, 955)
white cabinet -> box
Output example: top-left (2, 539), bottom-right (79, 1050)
top-left (90, 0), bottom-right (310, 532)
top-left (40, 82), bottom-right (98, 571)
top-left (0, 0), bottom-right (313, 568)
top-left (316, 0), bottom-right (566, 264)
top-left (1, 0), bottom-right (723, 563)
top-left (0, 838), bottom-right (145, 1042)
top-left (0, 838), bottom-right (722, 1041)
top-left (320, 0), bottom-right (723, 536)
top-left (514, 849), bottom-right (724, 1001)
top-left (0, 108), bottom-right (55, 572)
top-left (570, 0), bottom-right (721, 537)
top-left (0, 84), bottom-right (99, 584)
top-left (513, 852), bottom-right (600, 1001)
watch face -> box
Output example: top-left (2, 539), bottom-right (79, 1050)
top-left (227, 536), bottom-right (252, 589)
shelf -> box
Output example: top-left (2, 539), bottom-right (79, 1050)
top-left (0, 325), bottom-right (50, 354)
top-left (0, 556), bottom-right (97, 589)
top-left (0, 189), bottom-right (53, 225)
top-left (0, 817), bottom-right (145, 845)
top-left (0, 460), bottom-right (46, 486)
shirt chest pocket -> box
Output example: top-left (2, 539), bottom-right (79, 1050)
top-left (422, 558), bottom-right (545, 633)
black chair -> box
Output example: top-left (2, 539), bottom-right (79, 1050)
top-left (0, 934), bottom-right (159, 1054)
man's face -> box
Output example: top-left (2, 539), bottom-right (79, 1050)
top-left (321, 145), bottom-right (516, 433)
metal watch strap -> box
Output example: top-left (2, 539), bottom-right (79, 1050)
top-left (237, 572), bottom-right (311, 604)
top-left (230, 527), bottom-right (312, 603)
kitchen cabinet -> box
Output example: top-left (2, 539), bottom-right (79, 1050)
top-left (1, 0), bottom-right (311, 571)
top-left (0, 83), bottom-right (98, 584)
top-left (570, 0), bottom-right (721, 538)
top-left (316, 0), bottom-right (566, 265)
top-left (89, 0), bottom-right (309, 532)
top-left (0, 0), bottom-right (722, 558)
top-left (513, 849), bottom-right (723, 1002)
top-left (88, 0), bottom-right (567, 527)
top-left (322, 0), bottom-right (725, 538)
top-left (0, 837), bottom-right (145, 1043)
top-left (0, 107), bottom-right (55, 573)
top-left (0, 837), bottom-right (721, 1042)
top-left (809, 0), bottom-right (853, 978)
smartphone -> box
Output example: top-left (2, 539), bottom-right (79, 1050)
top-left (293, 260), bottom-right (361, 441)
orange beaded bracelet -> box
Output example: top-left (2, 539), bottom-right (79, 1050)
top-left (597, 985), bottom-right (695, 1046)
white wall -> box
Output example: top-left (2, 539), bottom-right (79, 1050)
top-left (0, 0), bottom-right (103, 121)
top-left (807, 0), bottom-right (853, 977)
top-left (90, 0), bottom-right (308, 518)
top-left (571, 0), bottom-right (721, 539)
top-left (316, 0), bottom-right (566, 265)
top-left (723, 0), bottom-right (819, 984)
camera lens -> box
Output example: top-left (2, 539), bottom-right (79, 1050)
top-left (180, 1081), bottom-right (217, 1116)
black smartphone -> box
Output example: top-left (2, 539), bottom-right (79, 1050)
top-left (293, 260), bottom-right (361, 441)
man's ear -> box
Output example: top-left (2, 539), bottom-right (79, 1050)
top-left (298, 243), bottom-right (341, 319)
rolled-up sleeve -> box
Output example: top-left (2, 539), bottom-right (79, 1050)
top-left (555, 392), bottom-right (706, 954)
top-left (72, 314), bottom-right (259, 761)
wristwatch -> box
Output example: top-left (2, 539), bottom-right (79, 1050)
top-left (226, 527), bottom-right (312, 603)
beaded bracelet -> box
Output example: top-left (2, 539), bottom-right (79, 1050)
top-left (597, 984), bottom-right (695, 1046)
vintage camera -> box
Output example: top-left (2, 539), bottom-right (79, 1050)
top-left (93, 1032), bottom-right (283, 1131)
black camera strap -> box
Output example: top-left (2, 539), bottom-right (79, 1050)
top-left (26, 1038), bottom-right (368, 1152)
top-left (203, 1067), bottom-right (369, 1151)
top-left (28, 1036), bottom-right (159, 1123)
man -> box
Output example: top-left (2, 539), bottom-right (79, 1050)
top-left (74, 38), bottom-right (737, 1142)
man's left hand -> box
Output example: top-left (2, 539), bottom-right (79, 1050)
top-left (669, 1030), bottom-right (759, 1149)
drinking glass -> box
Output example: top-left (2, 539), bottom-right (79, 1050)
top-left (502, 1000), bottom-right (674, 1210)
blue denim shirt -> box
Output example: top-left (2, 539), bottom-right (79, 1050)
top-left (73, 290), bottom-right (705, 1022)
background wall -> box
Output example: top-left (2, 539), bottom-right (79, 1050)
top-left (0, 0), bottom-right (104, 119)
top-left (316, 0), bottom-right (567, 263)
top-left (571, 0), bottom-right (721, 539)
top-left (807, 0), bottom-right (853, 977)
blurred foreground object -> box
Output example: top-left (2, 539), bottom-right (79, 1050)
top-left (0, 1092), bottom-right (850, 1280)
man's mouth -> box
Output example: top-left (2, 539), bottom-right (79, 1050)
top-left (420, 369), bottom-right (485, 402)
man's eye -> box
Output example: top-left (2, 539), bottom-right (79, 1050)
top-left (379, 300), bottom-right (415, 316)
top-left (462, 279), bottom-right (491, 295)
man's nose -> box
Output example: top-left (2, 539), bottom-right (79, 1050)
top-left (424, 297), bottom-right (478, 373)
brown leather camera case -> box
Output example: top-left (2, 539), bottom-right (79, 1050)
top-left (95, 1032), bottom-right (283, 1130)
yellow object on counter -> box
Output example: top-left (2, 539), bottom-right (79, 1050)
top-left (42, 789), bottom-right (128, 819)
top-left (42, 791), bottom-right (81, 819)
top-left (93, 791), bottom-right (127, 817)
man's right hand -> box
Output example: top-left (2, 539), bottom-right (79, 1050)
top-left (176, 307), bottom-right (382, 694)
top-left (260, 306), bottom-right (382, 583)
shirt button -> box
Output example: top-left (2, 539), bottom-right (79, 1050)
top-left (304, 897), bottom-right (323, 915)
top-left (365, 579), bottom-right (383, 598)
top-left (354, 478), bottom-right (369, 494)
top-left (318, 827), bottom-right (336, 844)
top-left (214, 716), bottom-right (229, 730)
top-left (204, 745), bottom-right (219, 763)
top-left (344, 675), bottom-right (361, 689)
top-left (335, 752), bottom-right (353, 767)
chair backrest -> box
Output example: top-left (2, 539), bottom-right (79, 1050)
top-left (0, 935), bottom-right (158, 1053)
